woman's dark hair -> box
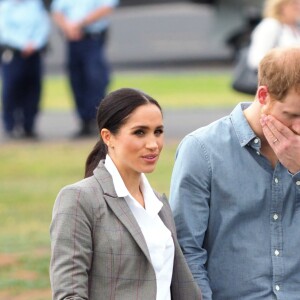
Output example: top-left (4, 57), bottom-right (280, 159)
top-left (84, 88), bottom-right (162, 178)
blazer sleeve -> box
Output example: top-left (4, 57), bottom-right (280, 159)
top-left (50, 184), bottom-right (95, 300)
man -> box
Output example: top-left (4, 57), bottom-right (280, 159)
top-left (51, 0), bottom-right (119, 138)
top-left (0, 0), bottom-right (50, 139)
top-left (169, 47), bottom-right (300, 300)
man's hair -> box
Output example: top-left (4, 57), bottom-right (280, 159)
top-left (258, 47), bottom-right (300, 101)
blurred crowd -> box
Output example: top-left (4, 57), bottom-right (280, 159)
top-left (0, 0), bottom-right (119, 140)
top-left (1, 0), bottom-right (300, 141)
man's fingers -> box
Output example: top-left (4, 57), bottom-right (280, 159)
top-left (264, 115), bottom-right (294, 139)
top-left (261, 121), bottom-right (280, 148)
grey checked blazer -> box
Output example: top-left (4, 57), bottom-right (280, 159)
top-left (50, 160), bottom-right (202, 300)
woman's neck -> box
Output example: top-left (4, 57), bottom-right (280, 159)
top-left (120, 171), bottom-right (145, 208)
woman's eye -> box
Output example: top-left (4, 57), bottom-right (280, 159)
top-left (155, 129), bottom-right (164, 136)
top-left (134, 130), bottom-right (144, 136)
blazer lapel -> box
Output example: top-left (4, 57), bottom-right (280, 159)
top-left (157, 194), bottom-right (176, 237)
top-left (93, 161), bottom-right (152, 264)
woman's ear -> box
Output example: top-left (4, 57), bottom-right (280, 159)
top-left (100, 128), bottom-right (111, 146)
top-left (257, 86), bottom-right (269, 105)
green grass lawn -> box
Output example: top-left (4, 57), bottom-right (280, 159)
top-left (42, 71), bottom-right (251, 111)
top-left (0, 141), bottom-right (177, 299)
top-left (0, 71), bottom-right (250, 299)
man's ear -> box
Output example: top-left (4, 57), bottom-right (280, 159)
top-left (100, 128), bottom-right (111, 146)
top-left (257, 86), bottom-right (269, 105)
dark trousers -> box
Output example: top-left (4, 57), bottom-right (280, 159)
top-left (67, 34), bottom-right (110, 122)
top-left (1, 50), bottom-right (42, 133)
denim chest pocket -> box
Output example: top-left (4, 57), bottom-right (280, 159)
top-left (294, 186), bottom-right (300, 213)
top-left (279, 179), bottom-right (300, 215)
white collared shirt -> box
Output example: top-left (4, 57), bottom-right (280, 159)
top-left (104, 154), bottom-right (175, 300)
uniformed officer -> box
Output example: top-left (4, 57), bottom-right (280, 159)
top-left (0, 0), bottom-right (50, 139)
top-left (51, 0), bottom-right (119, 138)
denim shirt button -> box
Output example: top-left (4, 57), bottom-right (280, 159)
top-left (296, 181), bottom-right (300, 186)
top-left (254, 138), bottom-right (259, 144)
top-left (273, 214), bottom-right (279, 220)
top-left (275, 250), bottom-right (280, 256)
top-left (274, 178), bottom-right (279, 184)
top-left (275, 285), bottom-right (280, 291)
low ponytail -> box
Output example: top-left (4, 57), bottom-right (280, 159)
top-left (84, 140), bottom-right (107, 178)
top-left (83, 88), bottom-right (162, 178)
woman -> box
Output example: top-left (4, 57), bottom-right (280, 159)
top-left (248, 0), bottom-right (300, 68)
top-left (50, 88), bottom-right (202, 300)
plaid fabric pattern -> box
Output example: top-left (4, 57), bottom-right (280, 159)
top-left (50, 160), bottom-right (202, 300)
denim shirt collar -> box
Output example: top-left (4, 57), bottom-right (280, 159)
top-left (230, 102), bottom-right (261, 149)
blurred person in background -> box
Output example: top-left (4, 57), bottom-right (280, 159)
top-left (51, 0), bottom-right (119, 139)
top-left (248, 0), bottom-right (300, 68)
top-left (0, 0), bottom-right (50, 139)
top-left (50, 88), bottom-right (202, 300)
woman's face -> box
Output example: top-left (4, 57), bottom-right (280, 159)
top-left (107, 103), bottom-right (164, 178)
top-left (281, 0), bottom-right (300, 23)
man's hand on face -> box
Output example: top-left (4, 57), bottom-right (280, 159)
top-left (260, 114), bottom-right (300, 174)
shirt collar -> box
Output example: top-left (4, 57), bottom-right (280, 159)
top-left (104, 154), bottom-right (163, 216)
top-left (140, 173), bottom-right (163, 215)
top-left (230, 102), bottom-right (258, 147)
top-left (104, 154), bottom-right (129, 198)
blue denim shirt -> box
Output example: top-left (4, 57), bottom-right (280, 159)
top-left (169, 103), bottom-right (300, 300)
top-left (0, 0), bottom-right (50, 50)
